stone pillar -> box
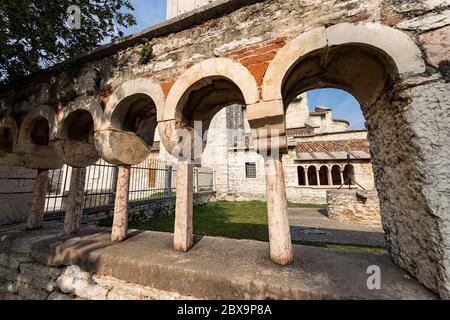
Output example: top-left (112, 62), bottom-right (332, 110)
top-left (327, 167), bottom-right (333, 186)
top-left (340, 170), bottom-right (345, 185)
top-left (304, 167), bottom-right (309, 186)
top-left (174, 160), bottom-right (194, 252)
top-left (264, 155), bottom-right (293, 265)
top-left (111, 165), bottom-right (131, 243)
top-left (316, 169), bottom-right (321, 186)
top-left (26, 169), bottom-right (49, 230)
top-left (64, 167), bottom-right (87, 235)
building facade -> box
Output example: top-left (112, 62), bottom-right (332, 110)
top-left (153, 94), bottom-right (377, 204)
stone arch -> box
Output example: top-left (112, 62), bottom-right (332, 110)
top-left (319, 166), bottom-right (329, 186)
top-left (307, 166), bottom-right (318, 186)
top-left (262, 23), bottom-right (426, 102)
top-left (343, 164), bottom-right (355, 186)
top-left (297, 166), bottom-right (306, 186)
top-left (162, 58), bottom-right (259, 121)
top-left (18, 105), bottom-right (56, 144)
top-left (331, 165), bottom-right (342, 186)
top-left (160, 58), bottom-right (259, 160)
top-left (53, 97), bottom-right (102, 168)
top-left (96, 79), bottom-right (165, 165)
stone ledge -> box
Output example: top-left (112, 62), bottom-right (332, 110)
top-left (0, 222), bottom-right (436, 300)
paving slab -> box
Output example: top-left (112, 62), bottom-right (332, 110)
top-left (289, 208), bottom-right (386, 247)
top-left (0, 222), bottom-right (437, 300)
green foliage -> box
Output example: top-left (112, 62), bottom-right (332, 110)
top-left (59, 88), bottom-right (78, 106)
top-left (0, 0), bottom-right (137, 84)
top-left (140, 43), bottom-right (153, 65)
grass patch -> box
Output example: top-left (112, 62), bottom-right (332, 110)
top-left (100, 200), bottom-right (386, 255)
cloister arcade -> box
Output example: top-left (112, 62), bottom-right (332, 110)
top-left (0, 21), bottom-right (448, 298)
top-left (297, 164), bottom-right (355, 187)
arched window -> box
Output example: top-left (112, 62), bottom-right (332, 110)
top-left (331, 165), bottom-right (342, 185)
top-left (343, 164), bottom-right (355, 186)
top-left (319, 166), bottom-right (329, 186)
top-left (307, 166), bottom-right (318, 186)
top-left (297, 166), bottom-right (306, 186)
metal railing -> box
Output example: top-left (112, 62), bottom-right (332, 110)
top-left (45, 159), bottom-right (215, 214)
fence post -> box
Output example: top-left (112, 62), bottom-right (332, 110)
top-left (165, 165), bottom-right (173, 197)
top-left (109, 165), bottom-right (119, 205)
top-left (194, 167), bottom-right (199, 193)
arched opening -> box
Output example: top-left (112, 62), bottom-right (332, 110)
top-left (0, 128), bottom-right (13, 153)
top-left (61, 110), bottom-right (95, 143)
top-left (319, 166), bottom-right (329, 186)
top-left (110, 93), bottom-right (158, 146)
top-left (297, 166), bottom-right (306, 186)
top-left (30, 117), bottom-right (50, 146)
top-left (331, 165), bottom-right (342, 185)
top-left (307, 166), bottom-right (318, 186)
top-left (343, 164), bottom-right (355, 186)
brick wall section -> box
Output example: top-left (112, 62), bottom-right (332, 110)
top-left (224, 38), bottom-right (286, 89)
top-left (326, 190), bottom-right (381, 225)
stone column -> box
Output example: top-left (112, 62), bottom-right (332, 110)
top-left (174, 160), bottom-right (194, 252)
top-left (111, 165), bottom-right (131, 243)
top-left (316, 169), bottom-right (321, 186)
top-left (264, 155), bottom-right (293, 265)
top-left (27, 169), bottom-right (49, 230)
top-left (64, 167), bottom-right (87, 235)
top-left (340, 170), bottom-right (345, 185)
top-left (327, 167), bottom-right (333, 186)
top-left (304, 167), bottom-right (309, 186)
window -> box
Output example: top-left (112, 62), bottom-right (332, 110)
top-left (297, 167), bottom-right (306, 186)
top-left (331, 165), bottom-right (342, 185)
top-left (307, 166), bottom-right (318, 186)
top-left (319, 166), bottom-right (329, 186)
top-left (245, 162), bottom-right (257, 179)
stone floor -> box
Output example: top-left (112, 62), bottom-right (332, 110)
top-left (288, 208), bottom-right (386, 247)
top-left (0, 222), bottom-right (437, 300)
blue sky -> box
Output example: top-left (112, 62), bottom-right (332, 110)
top-left (123, 1), bottom-right (366, 129)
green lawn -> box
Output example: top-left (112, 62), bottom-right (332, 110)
top-left (99, 201), bottom-right (386, 255)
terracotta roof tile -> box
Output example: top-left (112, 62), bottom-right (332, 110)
top-left (296, 139), bottom-right (371, 160)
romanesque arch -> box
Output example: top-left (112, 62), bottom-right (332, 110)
top-left (96, 78), bottom-right (165, 166)
top-left (260, 23), bottom-right (449, 297)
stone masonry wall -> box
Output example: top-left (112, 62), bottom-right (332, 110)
top-left (0, 255), bottom-right (192, 300)
top-left (326, 190), bottom-right (382, 225)
top-left (71, 192), bottom-right (215, 224)
top-left (0, 166), bottom-right (35, 226)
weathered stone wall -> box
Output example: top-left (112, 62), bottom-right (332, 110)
top-left (0, 255), bottom-right (192, 300)
top-left (0, 166), bottom-right (35, 226)
top-left (326, 190), bottom-right (382, 225)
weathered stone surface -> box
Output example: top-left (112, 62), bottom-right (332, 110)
top-left (56, 266), bottom-right (109, 300)
top-left (397, 10), bottom-right (450, 31)
top-left (420, 25), bottom-right (450, 68)
top-left (327, 190), bottom-right (381, 225)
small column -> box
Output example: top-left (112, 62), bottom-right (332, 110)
top-left (327, 167), bottom-right (333, 186)
top-left (64, 167), bottom-right (87, 235)
top-left (174, 160), bottom-right (194, 252)
top-left (264, 155), bottom-right (293, 265)
top-left (27, 169), bottom-right (49, 230)
top-left (304, 167), bottom-right (309, 186)
top-left (316, 169), bottom-right (321, 186)
top-left (111, 165), bottom-right (131, 243)
top-left (340, 170), bottom-right (345, 185)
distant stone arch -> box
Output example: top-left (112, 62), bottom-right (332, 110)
top-left (18, 105), bottom-right (56, 144)
top-left (262, 23), bottom-right (426, 103)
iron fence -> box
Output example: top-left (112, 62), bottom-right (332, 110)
top-left (44, 159), bottom-right (215, 214)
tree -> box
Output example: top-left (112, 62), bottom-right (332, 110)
top-left (0, 0), bottom-right (137, 84)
